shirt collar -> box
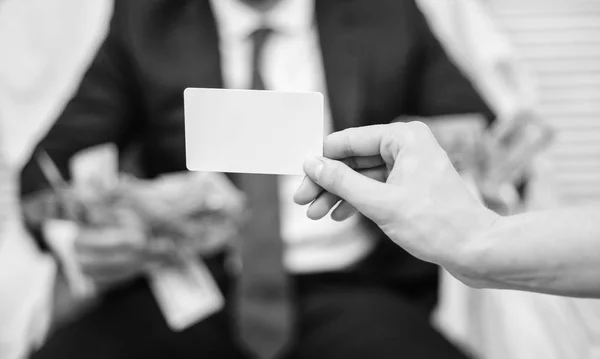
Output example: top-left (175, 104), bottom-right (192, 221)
top-left (209, 0), bottom-right (315, 39)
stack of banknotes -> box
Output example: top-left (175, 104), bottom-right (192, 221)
top-left (23, 145), bottom-right (246, 257)
top-left (91, 171), bottom-right (246, 255)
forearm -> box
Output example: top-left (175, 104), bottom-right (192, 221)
top-left (467, 206), bottom-right (600, 297)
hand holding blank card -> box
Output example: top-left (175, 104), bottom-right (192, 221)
top-left (184, 88), bottom-right (324, 175)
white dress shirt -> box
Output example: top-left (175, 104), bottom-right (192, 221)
top-left (209, 0), bottom-right (375, 273)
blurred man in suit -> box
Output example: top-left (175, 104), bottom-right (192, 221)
top-left (21, 0), bottom-right (493, 358)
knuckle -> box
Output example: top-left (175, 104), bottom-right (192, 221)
top-left (389, 122), bottom-right (406, 137)
top-left (408, 120), bottom-right (428, 131)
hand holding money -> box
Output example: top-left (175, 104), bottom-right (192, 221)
top-left (24, 147), bottom-right (246, 291)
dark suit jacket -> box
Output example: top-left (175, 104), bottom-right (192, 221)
top-left (21, 0), bottom-right (493, 306)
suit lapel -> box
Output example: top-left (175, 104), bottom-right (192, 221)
top-left (316, 0), bottom-right (363, 131)
top-left (188, 0), bottom-right (363, 130)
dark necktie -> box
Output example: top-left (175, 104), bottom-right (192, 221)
top-left (234, 27), bottom-right (294, 359)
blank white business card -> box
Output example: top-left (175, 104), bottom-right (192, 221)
top-left (184, 88), bottom-right (324, 175)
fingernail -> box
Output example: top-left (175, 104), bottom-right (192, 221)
top-left (305, 157), bottom-right (324, 181)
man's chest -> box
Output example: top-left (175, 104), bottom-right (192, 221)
top-left (127, 3), bottom-right (421, 174)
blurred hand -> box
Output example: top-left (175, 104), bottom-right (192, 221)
top-left (294, 122), bottom-right (499, 276)
top-left (120, 172), bottom-right (245, 256)
top-left (74, 207), bottom-right (177, 290)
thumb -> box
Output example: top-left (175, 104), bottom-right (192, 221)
top-left (303, 157), bottom-right (390, 219)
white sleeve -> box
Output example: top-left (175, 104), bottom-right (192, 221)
top-left (0, 225), bottom-right (58, 359)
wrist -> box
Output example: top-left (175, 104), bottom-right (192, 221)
top-left (446, 207), bottom-right (502, 288)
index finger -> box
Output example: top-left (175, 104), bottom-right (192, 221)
top-left (294, 153), bottom-right (384, 206)
top-left (324, 124), bottom-right (401, 160)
